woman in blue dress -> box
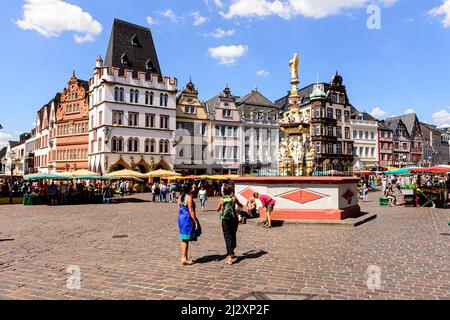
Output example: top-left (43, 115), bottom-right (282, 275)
top-left (178, 184), bottom-right (201, 265)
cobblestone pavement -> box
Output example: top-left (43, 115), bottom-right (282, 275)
top-left (0, 192), bottom-right (449, 300)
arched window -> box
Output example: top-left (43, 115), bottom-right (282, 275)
top-left (159, 140), bottom-right (164, 153)
top-left (119, 88), bottom-right (124, 101)
top-left (164, 94), bottom-right (168, 107)
top-left (130, 89), bottom-right (135, 103)
top-left (160, 93), bottom-right (163, 106)
top-left (150, 139), bottom-right (155, 153)
top-left (150, 92), bottom-right (154, 105)
top-left (164, 140), bottom-right (170, 154)
top-left (145, 91), bottom-right (149, 105)
top-left (118, 137), bottom-right (123, 151)
top-left (145, 139), bottom-right (150, 153)
top-left (128, 138), bottom-right (134, 152)
top-left (114, 87), bottom-right (119, 101)
top-left (134, 138), bottom-right (139, 152)
top-left (134, 90), bottom-right (139, 103)
top-left (112, 137), bottom-right (117, 152)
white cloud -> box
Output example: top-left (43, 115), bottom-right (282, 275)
top-left (370, 107), bottom-right (388, 119)
top-left (0, 132), bottom-right (13, 149)
top-left (191, 11), bottom-right (208, 26)
top-left (208, 45), bottom-right (248, 65)
top-left (405, 108), bottom-right (416, 114)
top-left (221, 0), bottom-right (397, 20)
top-left (160, 9), bottom-right (179, 22)
top-left (432, 108), bottom-right (450, 126)
top-left (205, 28), bottom-right (236, 38)
top-left (146, 16), bottom-right (157, 26)
top-left (256, 69), bottom-right (270, 77)
top-left (16, 0), bottom-right (102, 44)
top-left (429, 0), bottom-right (450, 28)
top-left (74, 33), bottom-right (95, 43)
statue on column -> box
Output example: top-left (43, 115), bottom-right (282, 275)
top-left (289, 52), bottom-right (299, 84)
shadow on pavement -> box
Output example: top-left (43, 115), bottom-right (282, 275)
top-left (234, 250), bottom-right (268, 264)
top-left (194, 254), bottom-right (227, 263)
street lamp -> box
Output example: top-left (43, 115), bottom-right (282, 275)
top-left (7, 150), bottom-right (16, 204)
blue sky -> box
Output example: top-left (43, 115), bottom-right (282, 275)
top-left (1, 0), bottom-right (449, 146)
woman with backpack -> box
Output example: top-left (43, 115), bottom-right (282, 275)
top-left (178, 184), bottom-right (201, 266)
top-left (216, 184), bottom-right (244, 265)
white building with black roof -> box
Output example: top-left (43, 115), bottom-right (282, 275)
top-left (88, 19), bottom-right (177, 174)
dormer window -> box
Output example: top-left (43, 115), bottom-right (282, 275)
top-left (131, 34), bottom-right (140, 47)
top-left (146, 58), bottom-right (154, 71)
top-left (121, 53), bottom-right (130, 66)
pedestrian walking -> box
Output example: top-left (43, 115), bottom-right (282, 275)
top-left (216, 184), bottom-right (244, 265)
top-left (178, 184), bottom-right (201, 266)
top-left (169, 182), bottom-right (178, 203)
top-left (253, 192), bottom-right (276, 228)
top-left (198, 187), bottom-right (207, 212)
top-left (363, 182), bottom-right (369, 202)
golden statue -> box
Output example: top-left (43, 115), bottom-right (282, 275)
top-left (289, 52), bottom-right (299, 84)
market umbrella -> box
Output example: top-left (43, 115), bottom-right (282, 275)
top-left (74, 175), bottom-right (112, 181)
top-left (410, 165), bottom-right (450, 174)
top-left (62, 169), bottom-right (101, 178)
top-left (385, 166), bottom-right (419, 175)
top-left (166, 176), bottom-right (186, 180)
top-left (207, 175), bottom-right (227, 180)
top-left (145, 169), bottom-right (181, 178)
top-left (184, 175), bottom-right (199, 180)
top-left (387, 166), bottom-right (399, 171)
top-left (24, 173), bottom-right (72, 181)
top-left (104, 169), bottom-right (147, 179)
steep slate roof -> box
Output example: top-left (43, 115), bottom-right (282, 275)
top-left (9, 141), bottom-right (20, 149)
top-left (104, 19), bottom-right (162, 78)
top-left (79, 79), bottom-right (89, 91)
top-left (385, 113), bottom-right (418, 136)
top-left (378, 121), bottom-right (393, 131)
top-left (385, 118), bottom-right (410, 137)
top-left (0, 147), bottom-right (6, 159)
top-left (236, 90), bottom-right (276, 108)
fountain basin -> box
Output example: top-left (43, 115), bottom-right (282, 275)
top-left (232, 177), bottom-right (361, 221)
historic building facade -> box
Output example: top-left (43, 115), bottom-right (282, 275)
top-left (378, 120), bottom-right (394, 167)
top-left (34, 94), bottom-right (60, 173)
top-left (88, 19), bottom-right (177, 174)
top-left (206, 86), bottom-right (243, 174)
top-left (236, 89), bottom-right (279, 176)
top-left (350, 109), bottom-right (379, 168)
top-left (54, 72), bottom-right (89, 172)
top-left (386, 114), bottom-right (423, 166)
top-left (275, 72), bottom-right (355, 174)
top-left (175, 78), bottom-right (211, 175)
top-left (385, 118), bottom-right (411, 166)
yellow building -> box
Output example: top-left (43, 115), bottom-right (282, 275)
top-left (175, 79), bottom-right (212, 175)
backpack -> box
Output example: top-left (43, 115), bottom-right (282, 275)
top-left (221, 197), bottom-right (236, 220)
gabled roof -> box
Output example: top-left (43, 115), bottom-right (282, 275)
top-left (37, 93), bottom-right (60, 127)
top-left (104, 19), bottom-right (162, 78)
top-left (236, 89), bottom-right (275, 108)
top-left (385, 118), bottom-right (410, 137)
top-left (385, 113), bottom-right (418, 137)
